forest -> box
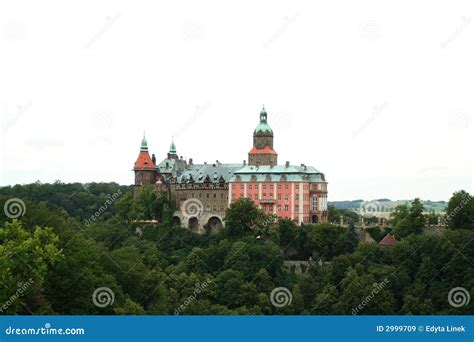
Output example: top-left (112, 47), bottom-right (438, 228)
top-left (0, 182), bottom-right (473, 315)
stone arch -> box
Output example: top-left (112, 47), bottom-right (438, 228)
top-left (172, 216), bottom-right (181, 227)
top-left (188, 217), bottom-right (200, 233)
top-left (206, 216), bottom-right (223, 234)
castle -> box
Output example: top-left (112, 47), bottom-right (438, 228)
top-left (133, 107), bottom-right (328, 233)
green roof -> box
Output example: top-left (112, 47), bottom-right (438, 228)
top-left (169, 139), bottom-right (176, 154)
top-left (231, 164), bottom-right (326, 183)
top-left (254, 122), bottom-right (273, 133)
top-left (140, 134), bottom-right (148, 151)
top-left (255, 106), bottom-right (273, 133)
top-left (235, 165), bottom-right (321, 174)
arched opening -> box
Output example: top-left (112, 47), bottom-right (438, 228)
top-left (188, 217), bottom-right (199, 233)
top-left (172, 216), bottom-right (181, 227)
top-left (206, 216), bottom-right (223, 234)
top-left (311, 215), bottom-right (319, 224)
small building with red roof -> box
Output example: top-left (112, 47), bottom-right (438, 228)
top-left (379, 233), bottom-right (397, 247)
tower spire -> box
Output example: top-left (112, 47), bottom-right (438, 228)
top-left (140, 132), bottom-right (148, 151)
top-left (169, 137), bottom-right (177, 155)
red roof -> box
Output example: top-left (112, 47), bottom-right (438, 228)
top-left (134, 151), bottom-right (155, 170)
top-left (379, 233), bottom-right (397, 247)
top-left (248, 145), bottom-right (277, 155)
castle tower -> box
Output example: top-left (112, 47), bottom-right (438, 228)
top-left (133, 134), bottom-right (156, 187)
top-left (248, 106), bottom-right (278, 166)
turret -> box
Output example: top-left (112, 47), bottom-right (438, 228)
top-left (133, 133), bottom-right (156, 187)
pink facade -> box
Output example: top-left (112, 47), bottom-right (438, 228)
top-left (230, 181), bottom-right (328, 224)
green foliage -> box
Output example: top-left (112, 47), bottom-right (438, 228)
top-left (0, 220), bottom-right (62, 314)
top-left (224, 198), bottom-right (268, 237)
top-left (391, 198), bottom-right (426, 238)
top-left (0, 182), bottom-right (473, 315)
top-left (328, 205), bottom-right (359, 224)
top-left (446, 190), bottom-right (474, 229)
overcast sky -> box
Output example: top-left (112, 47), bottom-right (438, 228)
top-left (0, 0), bottom-right (473, 201)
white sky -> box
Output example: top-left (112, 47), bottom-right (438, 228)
top-left (0, 0), bottom-right (473, 201)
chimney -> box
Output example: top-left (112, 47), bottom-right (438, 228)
top-left (301, 163), bottom-right (306, 171)
top-left (180, 156), bottom-right (183, 160)
top-left (285, 161), bottom-right (290, 168)
top-left (204, 161), bottom-right (207, 165)
top-left (243, 160), bottom-right (246, 166)
top-left (152, 154), bottom-right (156, 165)
top-left (216, 160), bottom-right (219, 165)
top-left (189, 158), bottom-right (193, 165)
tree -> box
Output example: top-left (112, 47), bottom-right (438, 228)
top-left (224, 198), bottom-right (268, 237)
top-left (0, 220), bottom-right (62, 314)
top-left (446, 190), bottom-right (474, 229)
top-left (391, 198), bottom-right (426, 238)
top-left (343, 222), bottom-right (359, 253)
top-left (303, 224), bottom-right (346, 260)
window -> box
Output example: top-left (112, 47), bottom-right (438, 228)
top-left (278, 194), bottom-right (281, 200)
top-left (240, 185), bottom-right (244, 190)
top-left (295, 205), bottom-right (299, 212)
top-left (278, 184), bottom-right (282, 190)
top-left (278, 205), bottom-right (282, 212)
top-left (255, 194), bottom-right (258, 200)
top-left (270, 185), bottom-right (273, 190)
top-left (295, 184), bottom-right (299, 190)
top-left (221, 193), bottom-right (224, 198)
top-left (263, 193), bottom-right (266, 199)
top-left (263, 184), bottom-right (266, 190)
top-left (285, 194), bottom-right (289, 201)
top-left (213, 193), bottom-right (217, 198)
top-left (285, 184), bottom-right (289, 190)
top-left (312, 195), bottom-right (318, 211)
top-left (269, 205), bottom-right (273, 212)
top-left (295, 194), bottom-right (299, 200)
top-left (249, 185), bottom-right (252, 190)
top-left (270, 193), bottom-right (273, 199)
top-left (285, 205), bottom-right (289, 211)
top-left (206, 193), bottom-right (210, 198)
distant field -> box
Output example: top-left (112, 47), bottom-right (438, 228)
top-left (329, 199), bottom-right (447, 214)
